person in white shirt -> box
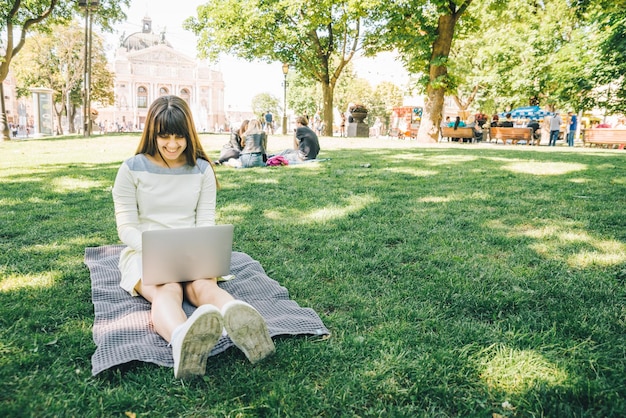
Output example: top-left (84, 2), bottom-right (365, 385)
top-left (549, 112), bottom-right (562, 146)
top-left (112, 96), bottom-right (274, 379)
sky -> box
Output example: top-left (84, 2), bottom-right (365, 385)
top-left (106, 0), bottom-right (409, 111)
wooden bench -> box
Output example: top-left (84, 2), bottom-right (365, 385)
top-left (582, 129), bottom-right (626, 149)
top-left (440, 127), bottom-right (476, 142)
top-left (489, 127), bottom-right (537, 145)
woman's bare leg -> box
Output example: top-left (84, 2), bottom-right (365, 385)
top-left (136, 280), bottom-right (223, 378)
top-left (183, 278), bottom-right (234, 310)
top-left (136, 282), bottom-right (187, 342)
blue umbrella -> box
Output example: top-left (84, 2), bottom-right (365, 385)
top-left (499, 106), bottom-right (554, 119)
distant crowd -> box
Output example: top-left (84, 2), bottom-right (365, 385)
top-left (442, 111), bottom-right (626, 146)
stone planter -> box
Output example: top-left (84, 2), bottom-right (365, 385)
top-left (347, 111), bottom-right (370, 137)
top-left (351, 111), bottom-right (368, 123)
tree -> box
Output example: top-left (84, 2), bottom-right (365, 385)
top-left (12, 22), bottom-right (113, 134)
top-left (473, 0), bottom-right (602, 115)
top-left (286, 70), bottom-right (322, 118)
top-left (251, 92), bottom-right (281, 122)
top-left (365, 0), bottom-right (476, 142)
top-left (0, 0), bottom-right (129, 140)
top-left (185, 0), bottom-right (371, 136)
top-left (446, 1), bottom-right (560, 116)
top-left (573, 0), bottom-right (626, 114)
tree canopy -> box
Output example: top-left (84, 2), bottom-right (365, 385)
top-left (0, 0), bottom-right (129, 140)
top-left (364, 0), bottom-right (475, 142)
top-left (185, 0), bottom-right (371, 136)
top-left (12, 21), bottom-right (114, 134)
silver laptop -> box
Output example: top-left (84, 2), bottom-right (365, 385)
top-left (141, 224), bottom-right (234, 286)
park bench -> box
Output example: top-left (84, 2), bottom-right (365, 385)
top-left (440, 126), bottom-right (476, 142)
top-left (489, 127), bottom-right (537, 145)
top-left (582, 129), bottom-right (626, 149)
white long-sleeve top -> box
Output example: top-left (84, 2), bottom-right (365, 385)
top-left (112, 154), bottom-right (216, 293)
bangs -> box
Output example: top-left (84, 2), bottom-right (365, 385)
top-left (154, 106), bottom-right (189, 138)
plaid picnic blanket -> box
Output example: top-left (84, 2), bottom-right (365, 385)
top-left (84, 245), bottom-right (329, 376)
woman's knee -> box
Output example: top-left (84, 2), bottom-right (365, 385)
top-left (153, 282), bottom-right (184, 302)
top-left (184, 279), bottom-right (219, 301)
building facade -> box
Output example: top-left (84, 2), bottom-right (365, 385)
top-left (2, 70), bottom-right (34, 138)
top-left (97, 16), bottom-right (226, 133)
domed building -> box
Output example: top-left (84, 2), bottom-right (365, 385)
top-left (97, 16), bottom-right (226, 133)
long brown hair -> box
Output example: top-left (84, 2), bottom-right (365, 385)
top-left (136, 95), bottom-right (209, 166)
top-left (240, 119), bottom-right (264, 148)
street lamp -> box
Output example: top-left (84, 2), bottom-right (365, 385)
top-left (282, 63), bottom-right (289, 135)
top-left (79, 0), bottom-right (99, 137)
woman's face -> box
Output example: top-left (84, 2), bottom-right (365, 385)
top-left (156, 133), bottom-right (187, 165)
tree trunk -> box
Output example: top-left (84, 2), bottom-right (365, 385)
top-left (54, 102), bottom-right (64, 135)
top-left (0, 83), bottom-right (10, 141)
top-left (321, 81), bottom-right (334, 137)
top-left (416, 12), bottom-right (464, 143)
top-left (69, 104), bottom-right (77, 133)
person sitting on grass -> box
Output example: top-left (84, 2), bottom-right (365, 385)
top-left (274, 115), bottom-right (321, 164)
top-left (112, 95), bottom-right (274, 379)
top-left (239, 119), bottom-right (268, 168)
top-left (216, 120), bottom-right (247, 165)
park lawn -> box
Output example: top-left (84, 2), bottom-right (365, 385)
top-left (0, 134), bottom-right (625, 417)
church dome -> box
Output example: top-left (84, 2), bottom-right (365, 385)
top-left (120, 16), bottom-right (172, 52)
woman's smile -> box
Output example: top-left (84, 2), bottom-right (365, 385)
top-left (157, 134), bottom-right (187, 164)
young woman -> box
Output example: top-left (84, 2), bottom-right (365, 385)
top-left (112, 96), bottom-right (274, 378)
top-left (239, 119), bottom-right (267, 168)
top-left (216, 119), bottom-right (248, 165)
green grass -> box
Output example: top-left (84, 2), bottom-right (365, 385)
top-left (1, 134), bottom-right (625, 417)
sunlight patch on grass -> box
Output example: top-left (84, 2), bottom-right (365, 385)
top-left (513, 224), bottom-right (566, 239)
top-left (365, 149), bottom-right (398, 156)
top-left (287, 163), bottom-right (325, 171)
top-left (596, 163), bottom-right (616, 170)
top-left (420, 191), bottom-right (491, 204)
top-left (218, 181), bottom-right (242, 190)
top-left (263, 195), bottom-right (378, 222)
top-left (419, 196), bottom-right (453, 203)
top-left (486, 157), bottom-right (525, 162)
top-left (480, 344), bottom-right (569, 394)
top-left (427, 155), bottom-right (478, 165)
top-left (218, 203), bottom-right (252, 223)
top-left (612, 177), bottom-right (626, 185)
top-left (568, 178), bottom-right (589, 184)
top-left (387, 153), bottom-right (426, 161)
top-left (383, 167), bottom-right (438, 177)
top-left (560, 231), bottom-right (593, 242)
top-left (51, 177), bottom-right (105, 192)
top-left (250, 177), bottom-right (279, 184)
top-left (569, 243), bottom-right (626, 268)
top-left (0, 273), bottom-right (56, 292)
top-left (27, 196), bottom-right (49, 204)
top-left (469, 191), bottom-right (491, 201)
top-left (264, 210), bottom-right (284, 221)
top-left (303, 194), bottom-right (378, 223)
top-left (0, 198), bottom-right (20, 207)
top-left (502, 161), bottom-right (587, 176)
top-left (506, 223), bottom-right (626, 267)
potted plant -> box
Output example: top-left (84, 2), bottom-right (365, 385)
top-left (349, 103), bottom-right (368, 123)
